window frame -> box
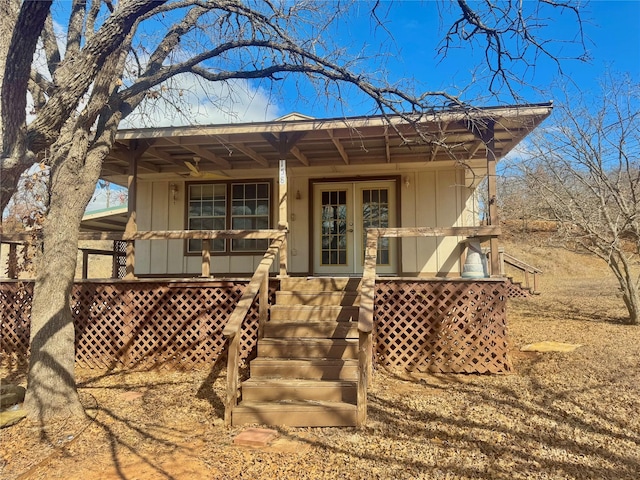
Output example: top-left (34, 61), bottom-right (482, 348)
top-left (184, 179), bottom-right (273, 256)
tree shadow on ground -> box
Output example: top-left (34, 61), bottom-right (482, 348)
top-left (277, 360), bottom-right (640, 479)
top-left (195, 355), bottom-right (226, 417)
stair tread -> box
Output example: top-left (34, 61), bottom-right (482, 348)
top-left (236, 400), bottom-right (357, 410)
top-left (272, 304), bottom-right (359, 309)
top-left (243, 378), bottom-right (356, 386)
top-left (265, 320), bottom-right (357, 325)
top-left (279, 277), bottom-right (362, 292)
top-left (251, 357), bottom-right (358, 365)
top-left (276, 290), bottom-right (360, 294)
top-left (260, 337), bottom-right (357, 343)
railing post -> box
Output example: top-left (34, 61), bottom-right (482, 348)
top-left (357, 330), bottom-right (371, 427)
top-left (498, 250), bottom-right (505, 276)
top-left (357, 229), bottom-right (378, 428)
top-left (258, 273), bottom-right (269, 339)
top-left (201, 239), bottom-right (211, 277)
top-left (533, 272), bottom-right (539, 293)
top-left (524, 269), bottom-right (530, 289)
top-left (225, 333), bottom-right (240, 426)
top-left (125, 241), bottom-right (135, 279)
top-left (124, 154), bottom-right (138, 280)
top-left (82, 250), bottom-right (89, 279)
top-left (279, 233), bottom-right (288, 277)
top-left (111, 244), bottom-right (118, 279)
top-left (8, 243), bottom-right (18, 279)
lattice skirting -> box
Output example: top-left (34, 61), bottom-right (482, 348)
top-left (1, 281), bottom-right (276, 370)
top-left (375, 281), bottom-right (511, 374)
top-left (1, 279), bottom-right (511, 373)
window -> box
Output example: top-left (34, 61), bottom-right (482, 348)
top-left (187, 181), bottom-right (271, 254)
top-left (231, 182), bottom-right (270, 252)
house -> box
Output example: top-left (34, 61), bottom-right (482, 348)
top-left (0, 103), bottom-right (552, 427)
top-left (95, 104), bottom-right (550, 277)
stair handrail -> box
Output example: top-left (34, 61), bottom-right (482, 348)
top-left (222, 234), bottom-right (286, 425)
top-left (501, 252), bottom-right (543, 274)
top-left (500, 251), bottom-right (543, 293)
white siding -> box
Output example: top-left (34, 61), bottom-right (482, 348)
top-left (135, 163), bottom-right (480, 277)
top-left (135, 181), bottom-right (153, 275)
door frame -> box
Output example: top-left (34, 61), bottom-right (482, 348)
top-left (308, 175), bottom-right (402, 275)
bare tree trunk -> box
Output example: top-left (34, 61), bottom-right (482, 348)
top-left (0, 0), bottom-right (51, 213)
top-left (0, 0), bottom-right (20, 142)
top-left (610, 251), bottom-right (640, 326)
top-left (24, 204), bottom-right (85, 420)
top-left (23, 129), bottom-right (101, 420)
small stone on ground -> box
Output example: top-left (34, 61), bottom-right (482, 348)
top-left (520, 341), bottom-right (582, 352)
top-left (233, 428), bottom-right (278, 447)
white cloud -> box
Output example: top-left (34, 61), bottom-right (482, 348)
top-left (120, 74), bottom-right (282, 128)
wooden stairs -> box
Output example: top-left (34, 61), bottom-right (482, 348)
top-left (230, 277), bottom-right (363, 427)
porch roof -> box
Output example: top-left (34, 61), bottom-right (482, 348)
top-left (101, 102), bottom-right (552, 185)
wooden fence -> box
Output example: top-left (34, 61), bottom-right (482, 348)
top-left (0, 278), bottom-right (511, 374)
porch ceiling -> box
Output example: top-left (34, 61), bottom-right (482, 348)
top-left (101, 103), bottom-right (552, 185)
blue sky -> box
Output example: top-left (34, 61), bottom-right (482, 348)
top-left (103, 0), bottom-right (640, 127)
top-left (274, 0), bottom-right (640, 117)
top-left (83, 0), bottom-right (640, 210)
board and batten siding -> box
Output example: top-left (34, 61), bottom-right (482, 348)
top-left (399, 169), bottom-right (467, 277)
top-left (134, 165), bottom-right (480, 277)
top-left (135, 181), bottom-right (272, 276)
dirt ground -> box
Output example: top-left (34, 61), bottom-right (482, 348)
top-left (1, 244), bottom-right (639, 479)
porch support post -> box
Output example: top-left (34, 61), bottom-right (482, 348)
top-left (482, 121), bottom-right (501, 277)
top-left (278, 159), bottom-right (288, 277)
top-left (124, 154), bottom-right (138, 279)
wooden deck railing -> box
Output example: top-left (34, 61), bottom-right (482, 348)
top-left (358, 225), bottom-right (500, 426)
top-left (1, 229), bottom-right (288, 279)
top-left (221, 234), bottom-right (286, 426)
top-left (500, 251), bottom-right (543, 293)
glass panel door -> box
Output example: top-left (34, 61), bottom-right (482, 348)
top-left (355, 182), bottom-right (396, 275)
top-left (313, 180), bottom-right (396, 275)
top-left (314, 184), bottom-right (354, 275)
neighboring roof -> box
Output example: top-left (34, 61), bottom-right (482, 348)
top-left (102, 103), bottom-right (553, 185)
top-left (81, 205), bottom-right (128, 232)
top-left (275, 112), bottom-right (316, 121)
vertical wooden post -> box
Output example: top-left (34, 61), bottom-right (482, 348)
top-left (125, 156), bottom-right (138, 279)
top-left (82, 250), bottom-right (89, 279)
top-left (111, 242), bottom-right (118, 279)
top-left (357, 229), bottom-right (378, 428)
top-left (483, 121), bottom-right (501, 277)
top-left (201, 239), bottom-right (211, 277)
top-left (279, 235), bottom-right (288, 277)
top-left (357, 329), bottom-right (371, 428)
top-left (278, 159), bottom-right (288, 277)
top-left (8, 243), bottom-right (18, 279)
top-left (258, 273), bottom-right (268, 340)
top-left (225, 333), bottom-right (240, 426)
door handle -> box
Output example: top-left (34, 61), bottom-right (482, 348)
top-left (347, 228), bottom-right (354, 232)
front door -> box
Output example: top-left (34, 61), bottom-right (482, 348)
top-left (313, 180), bottom-right (397, 275)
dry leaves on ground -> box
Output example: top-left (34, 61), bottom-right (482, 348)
top-left (1, 245), bottom-right (639, 479)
